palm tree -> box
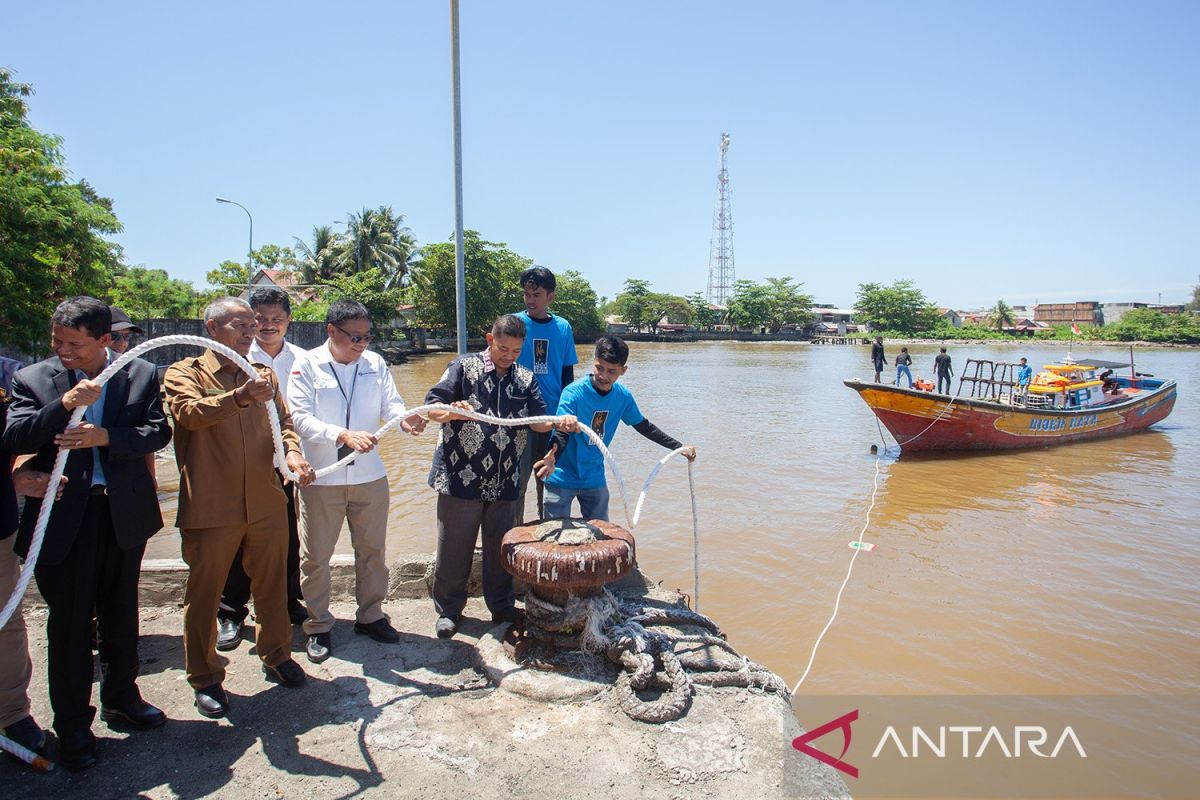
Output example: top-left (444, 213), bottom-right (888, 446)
top-left (334, 206), bottom-right (418, 288)
top-left (989, 299), bottom-right (1016, 331)
top-left (293, 225), bottom-right (342, 284)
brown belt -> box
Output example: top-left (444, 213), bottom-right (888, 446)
top-left (89, 485), bottom-right (108, 496)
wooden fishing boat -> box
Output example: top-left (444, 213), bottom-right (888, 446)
top-left (845, 357), bottom-right (1177, 452)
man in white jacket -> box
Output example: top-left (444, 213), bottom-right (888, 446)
top-left (287, 300), bottom-right (424, 663)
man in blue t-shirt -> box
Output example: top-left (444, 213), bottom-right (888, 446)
top-left (513, 266), bottom-right (579, 522)
top-left (535, 335), bottom-right (696, 521)
top-left (1016, 357), bottom-right (1033, 390)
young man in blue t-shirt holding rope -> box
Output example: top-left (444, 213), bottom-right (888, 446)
top-left (534, 335), bottom-right (696, 521)
top-left (513, 266), bottom-right (579, 522)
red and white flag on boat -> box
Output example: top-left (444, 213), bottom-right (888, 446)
top-left (1071, 323), bottom-right (1082, 335)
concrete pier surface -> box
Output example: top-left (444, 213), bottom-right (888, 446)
top-left (2, 562), bottom-right (849, 800)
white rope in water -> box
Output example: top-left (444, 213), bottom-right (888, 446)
top-left (790, 381), bottom-right (965, 694)
top-left (790, 453), bottom-right (883, 694)
top-left (688, 460), bottom-right (700, 611)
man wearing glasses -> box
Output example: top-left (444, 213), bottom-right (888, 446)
top-left (164, 297), bottom-right (315, 718)
top-left (287, 300), bottom-right (425, 663)
top-left (107, 307), bottom-right (143, 355)
top-left (214, 287), bottom-right (310, 653)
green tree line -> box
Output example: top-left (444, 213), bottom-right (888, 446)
top-left (5, 68), bottom-right (1197, 352)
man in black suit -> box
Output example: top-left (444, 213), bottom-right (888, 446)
top-left (2, 296), bottom-right (172, 770)
top-left (2, 362), bottom-right (51, 762)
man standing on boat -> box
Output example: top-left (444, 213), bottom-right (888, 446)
top-left (894, 347), bottom-right (914, 388)
top-left (1016, 358), bottom-right (1033, 390)
top-left (934, 347), bottom-right (954, 394)
top-left (871, 337), bottom-right (887, 383)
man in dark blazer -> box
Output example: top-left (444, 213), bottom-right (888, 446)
top-left (2, 296), bottom-right (172, 770)
top-left (2, 361), bottom-right (51, 761)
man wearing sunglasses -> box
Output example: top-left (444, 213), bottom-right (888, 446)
top-left (107, 307), bottom-right (143, 355)
top-left (287, 300), bottom-right (425, 663)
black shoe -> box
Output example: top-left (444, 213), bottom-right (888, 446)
top-left (490, 606), bottom-right (523, 625)
top-left (288, 602), bottom-right (309, 625)
top-left (57, 728), bottom-right (98, 771)
top-left (3, 716), bottom-right (46, 755)
top-left (263, 658), bottom-right (307, 688)
top-left (216, 617), bottom-right (243, 651)
top-left (306, 632), bottom-right (332, 664)
top-left (353, 617), bottom-right (400, 644)
top-left (194, 684), bottom-right (230, 719)
top-left (100, 698), bottom-right (166, 731)
top-left (435, 616), bottom-right (459, 639)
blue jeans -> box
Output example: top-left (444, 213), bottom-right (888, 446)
top-left (896, 364), bottom-right (913, 387)
top-left (543, 484), bottom-right (611, 522)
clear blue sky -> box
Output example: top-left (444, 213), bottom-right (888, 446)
top-left (4, 0), bottom-right (1197, 310)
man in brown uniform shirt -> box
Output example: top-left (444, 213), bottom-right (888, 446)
top-left (164, 297), bottom-right (315, 718)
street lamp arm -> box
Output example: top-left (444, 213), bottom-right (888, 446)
top-left (216, 197), bottom-right (254, 272)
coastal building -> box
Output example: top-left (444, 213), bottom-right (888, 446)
top-left (937, 308), bottom-right (963, 328)
top-left (811, 306), bottom-right (862, 334)
top-left (605, 315), bottom-right (630, 334)
top-left (241, 268), bottom-right (416, 328)
top-left (1033, 301), bottom-right (1101, 327)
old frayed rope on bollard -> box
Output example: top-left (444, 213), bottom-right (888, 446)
top-left (0, 335), bottom-right (702, 762)
top-left (522, 589), bottom-right (786, 723)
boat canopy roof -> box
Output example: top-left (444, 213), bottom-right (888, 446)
top-left (1056, 358), bottom-right (1131, 369)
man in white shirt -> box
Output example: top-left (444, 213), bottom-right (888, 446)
top-left (215, 287), bottom-right (311, 651)
top-left (287, 300), bottom-right (425, 662)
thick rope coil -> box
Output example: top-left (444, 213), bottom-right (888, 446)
top-left (624, 606), bottom-right (724, 636)
top-left (615, 646), bottom-right (692, 723)
top-left (522, 588), bottom-right (786, 723)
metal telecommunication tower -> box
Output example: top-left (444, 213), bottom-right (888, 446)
top-left (706, 132), bottom-right (735, 306)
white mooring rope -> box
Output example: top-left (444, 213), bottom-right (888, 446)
top-left (0, 335), bottom-right (700, 765)
top-left (791, 380), bottom-right (964, 694)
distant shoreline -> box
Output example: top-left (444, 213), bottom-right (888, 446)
top-left (568, 333), bottom-right (1199, 350)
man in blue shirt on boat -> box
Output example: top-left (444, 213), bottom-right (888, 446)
top-left (535, 336), bottom-right (695, 521)
top-left (1017, 358), bottom-right (1033, 390)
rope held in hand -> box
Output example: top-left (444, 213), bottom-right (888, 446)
top-left (0, 335), bottom-right (700, 762)
top-left (0, 335), bottom-right (700, 642)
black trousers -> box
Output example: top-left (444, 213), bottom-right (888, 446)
top-left (433, 494), bottom-right (518, 619)
top-left (34, 495), bottom-right (144, 735)
top-left (218, 479), bottom-right (301, 623)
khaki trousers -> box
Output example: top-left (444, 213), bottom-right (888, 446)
top-left (298, 477), bottom-right (390, 636)
top-left (181, 515), bottom-right (290, 689)
top-left (0, 539), bottom-right (33, 729)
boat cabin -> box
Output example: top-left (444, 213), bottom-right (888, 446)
top-left (1025, 362), bottom-right (1132, 408)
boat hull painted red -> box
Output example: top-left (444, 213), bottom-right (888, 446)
top-left (845, 379), bottom-right (1177, 452)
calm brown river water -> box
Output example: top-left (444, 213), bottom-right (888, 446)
top-left (147, 341), bottom-right (1200, 703)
